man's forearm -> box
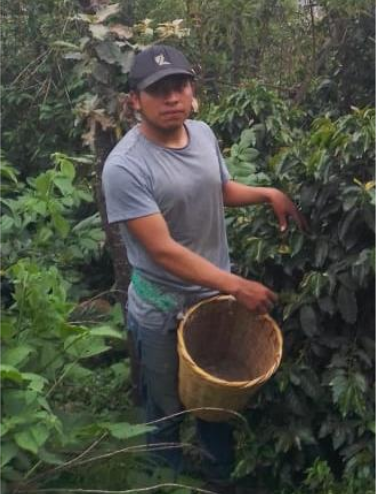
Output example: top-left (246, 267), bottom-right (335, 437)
top-left (152, 238), bottom-right (239, 295)
top-left (152, 238), bottom-right (277, 313)
top-left (223, 180), bottom-right (274, 207)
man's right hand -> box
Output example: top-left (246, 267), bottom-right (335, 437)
top-left (230, 276), bottom-right (278, 315)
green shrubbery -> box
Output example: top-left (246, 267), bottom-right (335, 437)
top-left (203, 89), bottom-right (375, 493)
top-left (0, 154), bottom-right (155, 492)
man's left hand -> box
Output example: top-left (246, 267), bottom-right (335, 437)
top-left (267, 189), bottom-right (308, 232)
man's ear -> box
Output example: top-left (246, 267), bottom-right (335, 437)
top-left (129, 90), bottom-right (141, 111)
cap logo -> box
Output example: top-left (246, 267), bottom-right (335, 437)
top-left (154, 54), bottom-right (171, 66)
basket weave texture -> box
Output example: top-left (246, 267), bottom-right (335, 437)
top-left (177, 295), bottom-right (283, 421)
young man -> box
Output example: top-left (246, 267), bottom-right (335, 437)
top-left (102, 45), bottom-right (305, 484)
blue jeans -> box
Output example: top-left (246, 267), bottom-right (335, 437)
top-left (127, 284), bottom-right (234, 480)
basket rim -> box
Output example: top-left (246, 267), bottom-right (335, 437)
top-left (177, 294), bottom-right (283, 389)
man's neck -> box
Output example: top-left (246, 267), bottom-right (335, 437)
top-left (139, 121), bottom-right (188, 149)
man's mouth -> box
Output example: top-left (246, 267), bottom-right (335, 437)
top-left (161, 110), bottom-right (184, 117)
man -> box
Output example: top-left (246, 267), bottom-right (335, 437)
top-left (102, 44), bottom-right (305, 486)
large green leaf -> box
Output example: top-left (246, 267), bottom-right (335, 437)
top-left (299, 305), bottom-right (319, 337)
top-left (95, 41), bottom-right (122, 65)
top-left (0, 441), bottom-right (18, 467)
top-left (37, 448), bottom-right (65, 466)
top-left (34, 174), bottom-right (50, 197)
top-left (338, 208), bottom-right (359, 245)
top-left (14, 424), bottom-right (49, 454)
top-left (337, 285), bottom-right (358, 324)
top-left (89, 326), bottom-right (124, 339)
top-left (103, 422), bottom-right (155, 440)
top-left (0, 365), bottom-right (23, 383)
top-left (62, 363), bottom-right (94, 380)
top-left (60, 160), bottom-right (76, 181)
top-left (119, 51), bottom-right (135, 74)
top-left (22, 373), bottom-right (48, 392)
top-left (64, 334), bottom-right (110, 358)
top-left (1, 346), bottom-right (34, 368)
top-left (240, 148), bottom-right (259, 162)
top-left (314, 240), bottom-right (329, 268)
top-left (51, 213), bottom-right (70, 238)
top-left (240, 129), bottom-right (256, 148)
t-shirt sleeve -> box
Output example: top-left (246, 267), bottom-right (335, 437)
top-left (215, 140), bottom-right (231, 184)
top-left (102, 155), bottom-right (160, 224)
top-left (197, 120), bottom-right (231, 183)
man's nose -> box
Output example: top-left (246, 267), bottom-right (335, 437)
top-left (164, 89), bottom-right (180, 103)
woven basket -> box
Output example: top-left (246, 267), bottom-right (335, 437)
top-left (177, 295), bottom-right (283, 421)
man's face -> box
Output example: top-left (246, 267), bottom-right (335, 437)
top-left (131, 75), bottom-right (194, 132)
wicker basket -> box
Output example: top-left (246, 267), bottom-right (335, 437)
top-left (177, 295), bottom-right (283, 421)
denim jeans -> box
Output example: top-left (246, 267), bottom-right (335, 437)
top-left (126, 283), bottom-right (234, 480)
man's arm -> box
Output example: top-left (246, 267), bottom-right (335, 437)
top-left (126, 213), bottom-right (277, 314)
top-left (223, 180), bottom-right (307, 232)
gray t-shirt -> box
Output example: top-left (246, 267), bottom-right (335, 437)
top-left (102, 119), bottom-right (231, 293)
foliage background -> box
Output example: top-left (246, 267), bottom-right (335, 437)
top-left (1, 0), bottom-right (374, 493)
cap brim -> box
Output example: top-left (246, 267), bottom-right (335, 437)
top-left (138, 68), bottom-right (195, 90)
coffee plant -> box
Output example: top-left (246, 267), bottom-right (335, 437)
top-left (221, 101), bottom-right (375, 492)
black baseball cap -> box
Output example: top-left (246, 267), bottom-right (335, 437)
top-left (128, 44), bottom-right (195, 91)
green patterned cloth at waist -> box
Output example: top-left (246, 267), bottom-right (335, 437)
top-left (131, 270), bottom-right (180, 312)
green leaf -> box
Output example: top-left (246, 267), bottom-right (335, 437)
top-left (33, 200), bottom-right (47, 216)
top-left (0, 365), bottom-right (23, 383)
top-left (240, 129), bottom-right (256, 148)
top-left (299, 305), bottom-right (319, 337)
top-left (240, 148), bottom-right (260, 162)
top-left (89, 326), bottom-right (124, 339)
top-left (51, 213), bottom-right (70, 238)
top-left (38, 448), bottom-right (64, 465)
top-left (1, 215), bottom-right (14, 234)
top-left (318, 296), bottom-right (336, 315)
top-left (60, 160), bottom-right (76, 180)
top-left (353, 372), bottom-right (367, 393)
top-left (119, 51), bottom-right (135, 74)
top-left (2, 390), bottom-right (28, 416)
top-left (54, 177), bottom-right (74, 195)
top-left (34, 174), bottom-right (51, 197)
top-left (104, 422), bottom-right (155, 440)
top-left (367, 421), bottom-right (375, 434)
top-left (337, 285), bottom-right (357, 324)
top-left (22, 373), bottom-right (48, 392)
top-left (36, 226), bottom-right (53, 243)
top-left (110, 303), bottom-right (124, 326)
top-left (1, 346), bottom-right (34, 368)
top-left (64, 335), bottom-right (110, 358)
top-left (0, 319), bottom-right (17, 341)
top-left (14, 425), bottom-right (49, 454)
top-left (338, 208), bottom-right (358, 244)
top-left (63, 363), bottom-right (94, 380)
top-left (52, 41), bottom-right (81, 50)
top-left (330, 373), bottom-right (347, 405)
top-left (290, 232), bottom-right (305, 257)
top-left (299, 371), bottom-right (321, 400)
top-left (92, 62), bottom-right (111, 84)
top-left (0, 442), bottom-right (18, 467)
top-left (314, 241), bottom-right (328, 268)
top-left (0, 163), bottom-right (19, 184)
top-left (95, 41), bottom-right (122, 65)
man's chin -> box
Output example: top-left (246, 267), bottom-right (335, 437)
top-left (159, 122), bottom-right (184, 132)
